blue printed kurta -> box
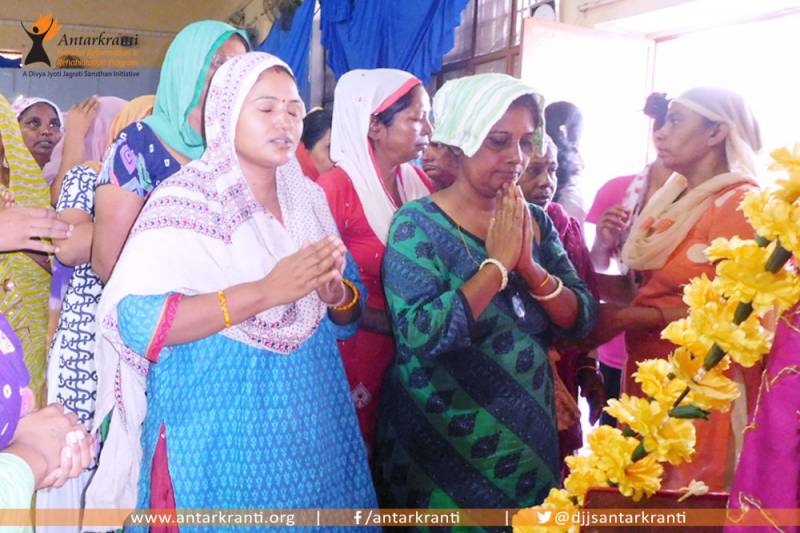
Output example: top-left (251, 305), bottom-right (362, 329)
top-left (115, 259), bottom-right (377, 531)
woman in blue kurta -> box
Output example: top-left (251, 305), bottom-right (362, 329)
top-left (375, 74), bottom-right (597, 513)
top-left (86, 53), bottom-right (376, 528)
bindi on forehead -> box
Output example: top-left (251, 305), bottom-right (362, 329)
top-left (254, 96), bottom-right (302, 104)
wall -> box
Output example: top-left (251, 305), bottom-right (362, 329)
top-left (0, 0), bottom-right (250, 67)
top-left (559, 0), bottom-right (694, 27)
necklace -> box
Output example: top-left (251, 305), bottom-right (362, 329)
top-left (456, 223), bottom-right (481, 267)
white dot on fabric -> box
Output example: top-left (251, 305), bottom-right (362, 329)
top-left (0, 422), bottom-right (7, 436)
top-left (686, 243), bottom-right (709, 264)
top-left (2, 384), bottom-right (10, 399)
top-left (164, 159), bottom-right (171, 167)
top-left (0, 332), bottom-right (13, 355)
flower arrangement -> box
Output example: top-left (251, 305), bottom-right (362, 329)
top-left (514, 145), bottom-right (800, 532)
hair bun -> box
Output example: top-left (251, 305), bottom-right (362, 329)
top-left (644, 92), bottom-right (669, 120)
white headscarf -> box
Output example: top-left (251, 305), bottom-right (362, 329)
top-left (330, 69), bottom-right (431, 245)
top-left (11, 95), bottom-right (64, 132)
top-left (86, 52), bottom-right (338, 516)
top-left (621, 87), bottom-right (760, 271)
top-left (672, 86), bottom-right (761, 177)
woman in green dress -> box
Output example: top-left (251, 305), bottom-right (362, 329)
top-left (376, 73), bottom-right (597, 512)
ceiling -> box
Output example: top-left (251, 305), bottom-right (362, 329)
top-left (596, 0), bottom-right (800, 39)
top-left (1, 0), bottom-right (253, 35)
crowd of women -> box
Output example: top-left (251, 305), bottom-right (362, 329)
top-left (0, 16), bottom-right (796, 533)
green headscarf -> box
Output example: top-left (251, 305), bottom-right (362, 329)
top-left (143, 20), bottom-right (248, 160)
top-left (431, 73), bottom-right (545, 157)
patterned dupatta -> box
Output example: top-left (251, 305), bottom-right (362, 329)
top-left (88, 52), bottom-right (340, 512)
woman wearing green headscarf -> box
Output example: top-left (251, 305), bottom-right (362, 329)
top-left (375, 74), bottom-right (597, 512)
top-left (91, 20), bottom-right (248, 282)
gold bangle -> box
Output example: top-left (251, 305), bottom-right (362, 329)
top-left (534, 274), bottom-right (550, 290)
top-left (333, 279), bottom-right (359, 312)
top-left (531, 276), bottom-right (564, 301)
top-left (217, 290), bottom-right (232, 329)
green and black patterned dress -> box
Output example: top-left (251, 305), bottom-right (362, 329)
top-left (375, 196), bottom-right (597, 517)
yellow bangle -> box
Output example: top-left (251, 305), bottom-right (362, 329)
top-left (217, 290), bottom-right (231, 329)
top-left (333, 279), bottom-right (359, 312)
top-left (534, 273), bottom-right (550, 290)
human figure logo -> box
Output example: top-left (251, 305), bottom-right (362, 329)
top-left (21, 14), bottom-right (61, 66)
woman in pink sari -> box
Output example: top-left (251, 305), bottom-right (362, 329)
top-left (727, 304), bottom-right (800, 532)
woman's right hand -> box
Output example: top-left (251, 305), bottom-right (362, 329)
top-left (485, 183), bottom-right (525, 270)
top-left (595, 205), bottom-right (630, 251)
top-left (6, 404), bottom-right (94, 490)
top-left (0, 206), bottom-right (73, 253)
top-left (261, 236), bottom-right (344, 307)
top-left (66, 96), bottom-right (99, 136)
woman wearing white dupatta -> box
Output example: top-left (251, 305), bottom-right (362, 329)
top-left (85, 52), bottom-right (376, 525)
top-left (579, 86), bottom-right (763, 492)
top-left (317, 69), bottom-right (433, 456)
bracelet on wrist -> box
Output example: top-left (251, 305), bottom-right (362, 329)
top-left (331, 278), bottom-right (359, 312)
top-left (534, 273), bottom-right (550, 291)
top-left (531, 276), bottom-right (563, 301)
top-left (479, 258), bottom-right (508, 291)
top-left (217, 290), bottom-right (232, 329)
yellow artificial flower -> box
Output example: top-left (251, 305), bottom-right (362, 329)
top-left (604, 395), bottom-right (664, 437)
top-left (669, 348), bottom-right (739, 411)
top-left (662, 301), bottom-right (770, 368)
top-left (543, 487), bottom-right (579, 512)
top-left (586, 425), bottom-right (640, 484)
top-left (770, 144), bottom-right (800, 202)
top-left (586, 421), bottom-right (664, 501)
top-left (513, 489), bottom-right (579, 533)
top-left (645, 415), bottom-right (695, 466)
top-left (680, 274), bottom-right (725, 310)
top-left (740, 190), bottom-right (800, 257)
top-left (603, 395), bottom-right (695, 466)
top-left (634, 358), bottom-right (688, 408)
top-left (617, 454), bottom-right (664, 502)
top-left (564, 454), bottom-right (607, 504)
top-left (740, 190), bottom-right (779, 240)
top-left (706, 238), bottom-right (800, 315)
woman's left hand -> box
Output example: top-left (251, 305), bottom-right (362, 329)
top-left (516, 188), bottom-right (538, 276)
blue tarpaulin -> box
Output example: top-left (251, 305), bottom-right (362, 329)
top-left (321, 0), bottom-right (469, 84)
top-left (258, 0), bottom-right (469, 103)
top-left (256, 0), bottom-right (316, 104)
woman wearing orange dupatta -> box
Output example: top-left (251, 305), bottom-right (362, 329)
top-left (583, 87), bottom-right (763, 492)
